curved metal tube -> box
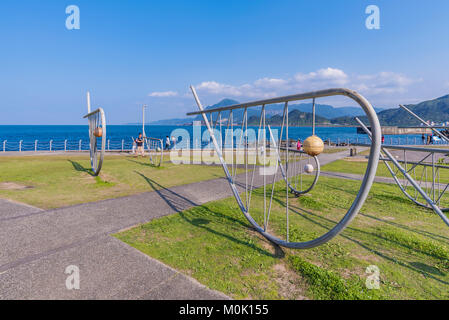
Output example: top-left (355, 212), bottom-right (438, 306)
top-left (145, 137), bottom-right (164, 167)
top-left (83, 108), bottom-right (106, 176)
top-left (189, 87), bottom-right (381, 249)
top-left (277, 148), bottom-right (320, 196)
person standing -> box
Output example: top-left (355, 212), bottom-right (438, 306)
top-left (131, 138), bottom-right (136, 154)
top-left (422, 134), bottom-right (425, 145)
top-left (381, 136), bottom-right (385, 144)
top-left (135, 133), bottom-right (145, 157)
top-left (296, 139), bottom-right (302, 151)
top-left (165, 136), bottom-right (171, 150)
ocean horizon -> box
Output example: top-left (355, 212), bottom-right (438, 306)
top-left (0, 125), bottom-right (433, 152)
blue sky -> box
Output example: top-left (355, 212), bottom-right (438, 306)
top-left (0, 0), bottom-right (448, 124)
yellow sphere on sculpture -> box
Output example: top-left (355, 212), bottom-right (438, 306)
top-left (303, 135), bottom-right (324, 156)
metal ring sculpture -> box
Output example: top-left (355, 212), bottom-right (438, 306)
top-left (145, 137), bottom-right (164, 167)
top-left (83, 92), bottom-right (106, 176)
top-left (383, 149), bottom-right (449, 213)
top-left (356, 118), bottom-right (449, 228)
top-left (277, 147), bottom-right (320, 197)
top-left (188, 87), bottom-right (381, 249)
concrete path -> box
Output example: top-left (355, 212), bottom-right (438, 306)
top-left (0, 199), bottom-right (43, 220)
top-left (0, 149), bottom-right (350, 300)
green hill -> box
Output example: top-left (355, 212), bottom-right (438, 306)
top-left (248, 109), bottom-right (330, 126)
top-left (331, 94), bottom-right (449, 126)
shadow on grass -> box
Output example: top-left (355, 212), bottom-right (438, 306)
top-left (409, 261), bottom-right (446, 276)
top-left (135, 171), bottom-right (283, 259)
top-left (126, 158), bottom-right (161, 168)
top-left (284, 201), bottom-right (449, 286)
top-left (359, 213), bottom-right (449, 243)
top-left (68, 160), bottom-right (94, 176)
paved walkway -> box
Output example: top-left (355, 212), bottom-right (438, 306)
top-left (0, 150), bottom-right (350, 300)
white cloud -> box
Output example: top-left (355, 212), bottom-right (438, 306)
top-left (196, 81), bottom-right (243, 96)
top-left (149, 91), bottom-right (178, 97)
top-left (353, 72), bottom-right (417, 95)
top-left (194, 68), bottom-right (418, 103)
top-left (294, 68), bottom-right (349, 86)
top-left (253, 77), bottom-right (288, 88)
top-left (195, 81), bottom-right (276, 98)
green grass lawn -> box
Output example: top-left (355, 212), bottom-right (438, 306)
top-left (0, 154), bottom-right (242, 209)
top-left (116, 175), bottom-right (449, 300)
top-left (322, 158), bottom-right (449, 182)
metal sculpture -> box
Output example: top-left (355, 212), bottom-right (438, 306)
top-left (188, 87), bottom-right (381, 249)
top-left (83, 92), bottom-right (106, 176)
top-left (356, 117), bottom-right (449, 228)
top-left (142, 105), bottom-right (164, 167)
top-left (277, 148), bottom-right (321, 197)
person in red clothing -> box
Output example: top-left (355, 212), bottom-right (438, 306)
top-left (297, 138), bottom-right (302, 151)
top-left (382, 135), bottom-right (385, 144)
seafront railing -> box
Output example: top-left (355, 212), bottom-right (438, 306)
top-left (1, 136), bottom-right (448, 152)
top-left (1, 139), bottom-right (134, 152)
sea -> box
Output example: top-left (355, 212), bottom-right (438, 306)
top-left (0, 125), bottom-right (436, 152)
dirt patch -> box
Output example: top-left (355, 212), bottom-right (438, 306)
top-left (0, 182), bottom-right (33, 190)
top-left (272, 263), bottom-right (308, 300)
top-left (343, 157), bottom-right (368, 163)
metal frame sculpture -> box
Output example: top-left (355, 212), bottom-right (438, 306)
top-left (188, 87), bottom-right (381, 249)
top-left (141, 105), bottom-right (164, 167)
top-left (356, 116), bottom-right (449, 228)
top-left (145, 137), bottom-right (164, 167)
top-left (277, 147), bottom-right (321, 197)
top-left (83, 92), bottom-right (106, 176)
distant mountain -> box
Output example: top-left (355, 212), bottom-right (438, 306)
top-left (147, 118), bottom-right (192, 126)
top-left (192, 99), bottom-right (386, 123)
top-left (248, 109), bottom-right (330, 126)
top-left (146, 98), bottom-right (388, 126)
top-left (293, 104), bottom-right (385, 119)
top-left (331, 94), bottom-right (449, 126)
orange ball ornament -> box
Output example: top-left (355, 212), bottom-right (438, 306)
top-left (94, 127), bottom-right (103, 138)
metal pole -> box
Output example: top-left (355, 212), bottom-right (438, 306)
top-left (87, 92), bottom-right (91, 114)
top-left (122, 139), bottom-right (124, 152)
top-left (64, 140), bottom-right (67, 152)
top-left (3, 140), bottom-right (6, 152)
top-left (142, 105), bottom-right (147, 137)
top-left (399, 104), bottom-right (449, 143)
top-left (312, 98), bottom-right (316, 136)
top-left (50, 140), bottom-right (53, 152)
top-left (79, 140), bottom-right (82, 151)
top-left (19, 140), bottom-right (22, 152)
top-left (35, 140), bottom-right (38, 152)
